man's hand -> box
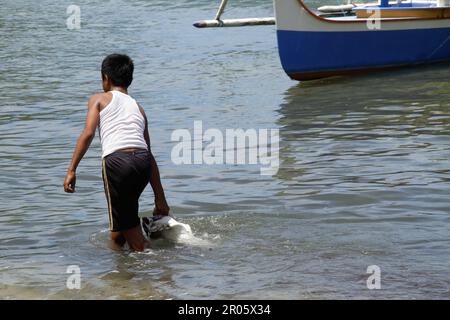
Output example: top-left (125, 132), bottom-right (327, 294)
top-left (64, 170), bottom-right (76, 193)
top-left (63, 94), bottom-right (102, 195)
top-left (153, 198), bottom-right (170, 216)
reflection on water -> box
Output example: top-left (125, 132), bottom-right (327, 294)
top-left (1, 0), bottom-right (450, 299)
top-left (273, 67), bottom-right (450, 299)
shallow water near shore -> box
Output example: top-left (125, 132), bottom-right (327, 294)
top-left (1, 0), bottom-right (450, 299)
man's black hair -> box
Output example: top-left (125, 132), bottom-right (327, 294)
top-left (101, 54), bottom-right (134, 88)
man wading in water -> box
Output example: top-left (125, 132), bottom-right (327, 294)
top-left (64, 54), bottom-right (170, 251)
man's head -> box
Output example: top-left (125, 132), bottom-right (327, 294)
top-left (101, 54), bottom-right (134, 92)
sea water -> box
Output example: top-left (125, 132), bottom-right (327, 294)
top-left (0, 0), bottom-right (449, 299)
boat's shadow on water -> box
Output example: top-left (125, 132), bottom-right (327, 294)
top-left (297, 61), bottom-right (450, 88)
top-left (278, 61), bottom-right (450, 130)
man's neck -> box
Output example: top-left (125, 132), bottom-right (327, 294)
top-left (110, 86), bottom-right (128, 95)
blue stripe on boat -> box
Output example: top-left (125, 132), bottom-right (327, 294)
top-left (277, 28), bottom-right (450, 77)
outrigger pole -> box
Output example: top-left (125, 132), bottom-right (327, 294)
top-left (193, 0), bottom-right (275, 28)
top-left (214, 0), bottom-right (229, 20)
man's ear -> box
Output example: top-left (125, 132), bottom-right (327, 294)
top-left (102, 74), bottom-right (110, 91)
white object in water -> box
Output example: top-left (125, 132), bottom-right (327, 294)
top-left (142, 215), bottom-right (192, 242)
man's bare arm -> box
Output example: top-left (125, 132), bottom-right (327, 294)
top-left (139, 105), bottom-right (170, 214)
top-left (149, 151), bottom-right (170, 214)
top-left (64, 95), bottom-right (100, 193)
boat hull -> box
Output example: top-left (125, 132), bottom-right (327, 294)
top-left (274, 0), bottom-right (450, 80)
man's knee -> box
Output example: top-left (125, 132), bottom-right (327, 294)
top-left (110, 231), bottom-right (126, 246)
top-left (129, 241), bottom-right (145, 251)
top-left (122, 225), bottom-right (148, 252)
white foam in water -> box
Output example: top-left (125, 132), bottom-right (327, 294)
top-left (145, 216), bottom-right (213, 247)
top-left (152, 216), bottom-right (193, 241)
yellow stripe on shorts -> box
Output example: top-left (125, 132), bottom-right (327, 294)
top-left (102, 159), bottom-right (114, 231)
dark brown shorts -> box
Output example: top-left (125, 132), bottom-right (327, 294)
top-left (102, 149), bottom-right (151, 232)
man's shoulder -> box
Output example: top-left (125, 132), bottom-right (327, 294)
top-left (87, 92), bottom-right (113, 110)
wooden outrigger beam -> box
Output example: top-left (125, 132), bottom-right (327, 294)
top-left (193, 0), bottom-right (275, 28)
top-left (194, 17), bottom-right (275, 28)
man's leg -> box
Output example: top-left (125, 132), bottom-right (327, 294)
top-left (104, 150), bottom-right (152, 252)
top-left (121, 225), bottom-right (149, 252)
top-left (111, 231), bottom-right (126, 245)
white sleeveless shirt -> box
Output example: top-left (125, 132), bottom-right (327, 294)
top-left (98, 90), bottom-right (148, 158)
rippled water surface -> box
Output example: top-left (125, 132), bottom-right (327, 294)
top-left (1, 0), bottom-right (450, 299)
